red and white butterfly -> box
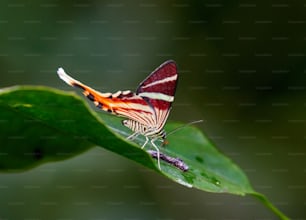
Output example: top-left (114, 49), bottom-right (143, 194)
top-left (57, 60), bottom-right (178, 170)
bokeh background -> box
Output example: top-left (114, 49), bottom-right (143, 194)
top-left (0, 0), bottom-right (305, 219)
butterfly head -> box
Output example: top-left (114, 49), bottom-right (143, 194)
top-left (159, 130), bottom-right (167, 145)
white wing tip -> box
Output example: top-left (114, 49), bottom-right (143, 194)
top-left (57, 67), bottom-right (74, 86)
top-left (57, 67), bottom-right (65, 75)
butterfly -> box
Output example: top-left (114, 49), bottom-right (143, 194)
top-left (57, 60), bottom-right (178, 170)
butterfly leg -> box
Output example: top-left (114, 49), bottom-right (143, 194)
top-left (128, 135), bottom-right (161, 170)
top-left (126, 132), bottom-right (139, 141)
top-left (141, 137), bottom-right (149, 149)
top-left (150, 138), bottom-right (161, 170)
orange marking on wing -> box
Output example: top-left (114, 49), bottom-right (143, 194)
top-left (57, 68), bottom-right (155, 123)
top-left (75, 82), bottom-right (152, 116)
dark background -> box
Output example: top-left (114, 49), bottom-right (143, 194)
top-left (0, 0), bottom-right (305, 219)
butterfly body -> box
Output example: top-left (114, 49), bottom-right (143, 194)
top-left (57, 60), bottom-right (178, 170)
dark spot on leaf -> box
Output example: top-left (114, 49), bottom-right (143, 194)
top-left (211, 177), bottom-right (221, 186)
top-left (195, 156), bottom-right (204, 163)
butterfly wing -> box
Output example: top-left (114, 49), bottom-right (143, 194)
top-left (57, 68), bottom-right (155, 125)
top-left (57, 60), bottom-right (178, 134)
top-left (136, 60), bottom-right (178, 131)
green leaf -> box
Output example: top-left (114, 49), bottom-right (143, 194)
top-left (0, 86), bottom-right (289, 219)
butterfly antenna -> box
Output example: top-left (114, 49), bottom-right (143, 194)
top-left (165, 119), bottom-right (203, 138)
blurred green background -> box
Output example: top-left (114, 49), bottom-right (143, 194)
top-left (0, 0), bottom-right (305, 219)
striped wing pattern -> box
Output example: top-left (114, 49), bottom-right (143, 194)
top-left (57, 60), bottom-right (178, 170)
top-left (57, 68), bottom-right (155, 125)
top-left (136, 60), bottom-right (178, 136)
